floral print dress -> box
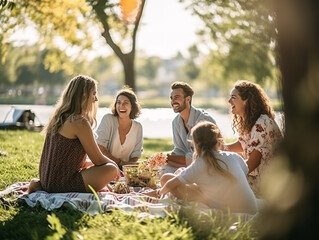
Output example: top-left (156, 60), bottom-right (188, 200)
top-left (238, 114), bottom-right (283, 197)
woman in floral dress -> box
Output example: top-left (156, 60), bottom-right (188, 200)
top-left (224, 80), bottom-right (283, 198)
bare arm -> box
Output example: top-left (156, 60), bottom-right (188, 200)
top-left (98, 144), bottom-right (139, 167)
top-left (128, 157), bottom-right (138, 164)
top-left (98, 144), bottom-right (121, 165)
top-left (223, 140), bottom-right (243, 153)
top-left (246, 149), bottom-right (262, 173)
top-left (166, 153), bottom-right (186, 167)
top-left (74, 120), bottom-right (117, 166)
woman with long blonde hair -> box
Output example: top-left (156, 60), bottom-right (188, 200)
top-left (28, 75), bottom-right (120, 193)
top-left (157, 121), bottom-right (257, 214)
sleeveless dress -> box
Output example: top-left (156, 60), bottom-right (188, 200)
top-left (39, 133), bottom-right (87, 192)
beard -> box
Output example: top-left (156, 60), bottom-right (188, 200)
top-left (172, 99), bottom-right (187, 113)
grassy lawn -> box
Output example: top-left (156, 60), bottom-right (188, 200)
top-left (0, 130), bottom-right (259, 240)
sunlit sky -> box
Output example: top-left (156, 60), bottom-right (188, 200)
top-left (10, 0), bottom-right (200, 59)
top-left (137, 0), bottom-right (200, 58)
top-left (89, 0), bottom-right (201, 59)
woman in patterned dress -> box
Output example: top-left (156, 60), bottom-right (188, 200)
top-left (28, 75), bottom-right (120, 193)
top-left (224, 80), bottom-right (283, 198)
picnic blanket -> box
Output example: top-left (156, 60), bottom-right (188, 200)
top-left (0, 182), bottom-right (257, 221)
top-left (0, 182), bottom-right (174, 216)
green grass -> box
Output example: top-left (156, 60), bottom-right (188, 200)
top-left (0, 130), bottom-right (259, 240)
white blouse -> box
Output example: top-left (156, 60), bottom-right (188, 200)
top-left (111, 122), bottom-right (139, 162)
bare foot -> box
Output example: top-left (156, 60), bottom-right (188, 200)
top-left (27, 178), bottom-right (42, 194)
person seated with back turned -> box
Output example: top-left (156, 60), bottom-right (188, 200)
top-left (161, 81), bottom-right (217, 174)
top-left (223, 80), bottom-right (283, 198)
top-left (95, 86), bottom-right (143, 169)
top-left (28, 75), bottom-right (120, 194)
top-left (157, 121), bottom-right (257, 214)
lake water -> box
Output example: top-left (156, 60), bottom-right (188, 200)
top-left (0, 104), bottom-right (283, 139)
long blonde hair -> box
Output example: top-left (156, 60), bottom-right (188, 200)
top-left (42, 75), bottom-right (98, 134)
top-left (191, 121), bottom-right (235, 181)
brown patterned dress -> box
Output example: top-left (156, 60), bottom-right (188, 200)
top-left (39, 133), bottom-right (87, 192)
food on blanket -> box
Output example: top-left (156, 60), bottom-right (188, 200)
top-left (123, 164), bottom-right (158, 189)
top-left (122, 153), bottom-right (167, 189)
top-left (113, 182), bottom-right (131, 194)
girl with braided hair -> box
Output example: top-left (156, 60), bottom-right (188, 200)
top-left (157, 121), bottom-right (257, 214)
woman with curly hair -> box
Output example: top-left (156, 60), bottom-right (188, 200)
top-left (96, 86), bottom-right (143, 169)
top-left (224, 80), bottom-right (283, 197)
top-left (28, 75), bottom-right (120, 194)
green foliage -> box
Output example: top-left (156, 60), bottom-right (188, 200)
top-left (0, 0), bottom-right (148, 89)
top-left (182, 0), bottom-right (278, 86)
top-left (136, 56), bottom-right (162, 83)
top-left (46, 213), bottom-right (67, 240)
top-left (0, 0), bottom-right (15, 11)
top-left (0, 44), bottom-right (71, 86)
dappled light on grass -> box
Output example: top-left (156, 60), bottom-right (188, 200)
top-left (0, 130), bottom-right (258, 239)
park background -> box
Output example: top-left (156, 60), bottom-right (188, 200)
top-left (0, 0), bottom-right (281, 112)
top-left (4, 1), bottom-right (318, 239)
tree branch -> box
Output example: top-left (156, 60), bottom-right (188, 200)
top-left (91, 0), bottom-right (124, 58)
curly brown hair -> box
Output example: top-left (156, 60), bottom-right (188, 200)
top-left (232, 80), bottom-right (275, 135)
top-left (111, 86), bottom-right (142, 119)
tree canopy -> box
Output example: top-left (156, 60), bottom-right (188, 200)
top-left (181, 0), bottom-right (277, 85)
top-left (1, 0), bottom-right (279, 93)
top-left (0, 0), bottom-right (146, 89)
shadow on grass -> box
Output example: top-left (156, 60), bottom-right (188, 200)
top-left (0, 200), bottom-right (84, 240)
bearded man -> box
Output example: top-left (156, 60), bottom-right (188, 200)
top-left (161, 81), bottom-right (217, 174)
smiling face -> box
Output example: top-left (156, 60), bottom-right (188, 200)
top-left (228, 88), bottom-right (246, 118)
top-left (170, 88), bottom-right (190, 113)
top-left (115, 94), bottom-right (132, 119)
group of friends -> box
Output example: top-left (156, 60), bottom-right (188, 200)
top-left (28, 75), bottom-right (283, 214)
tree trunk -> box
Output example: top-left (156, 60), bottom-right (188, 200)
top-left (260, 0), bottom-right (319, 239)
top-left (121, 52), bottom-right (135, 90)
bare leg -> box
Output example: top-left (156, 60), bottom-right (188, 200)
top-left (81, 163), bottom-right (118, 192)
top-left (27, 178), bottom-right (42, 194)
